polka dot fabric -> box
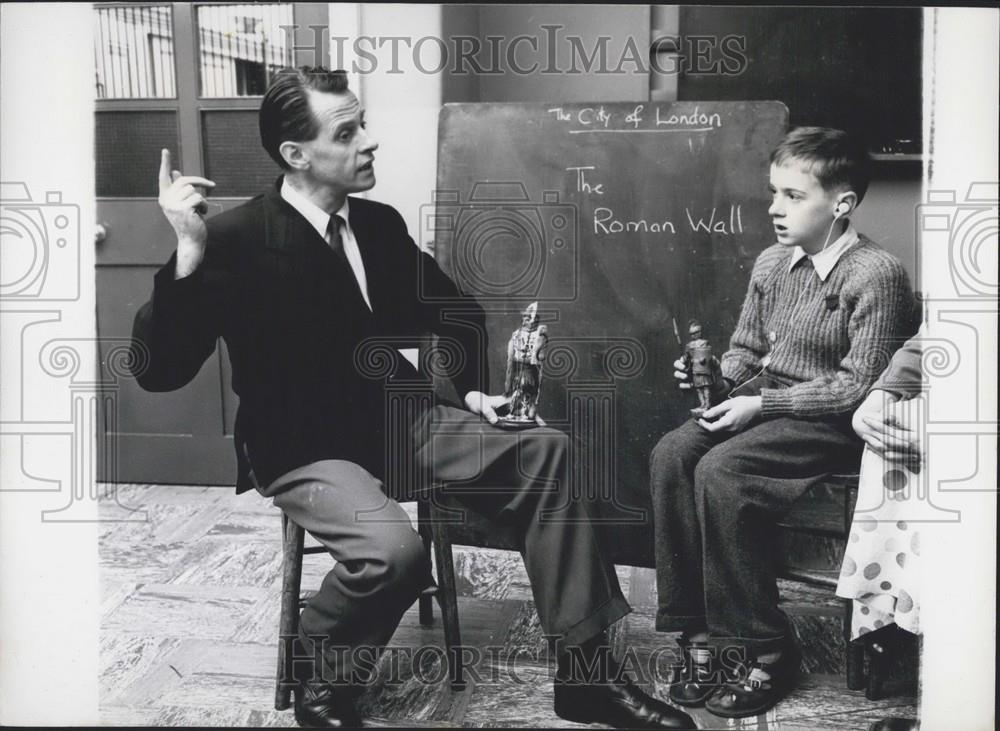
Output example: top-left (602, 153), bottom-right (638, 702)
top-left (836, 436), bottom-right (925, 639)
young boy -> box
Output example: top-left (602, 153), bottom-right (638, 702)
top-left (649, 127), bottom-right (915, 718)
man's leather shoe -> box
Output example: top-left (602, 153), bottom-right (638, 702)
top-left (293, 681), bottom-right (362, 728)
top-left (705, 643), bottom-right (801, 719)
top-left (668, 639), bottom-right (719, 707)
top-left (554, 676), bottom-right (697, 729)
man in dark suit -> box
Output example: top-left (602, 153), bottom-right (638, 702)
top-left (130, 67), bottom-right (693, 729)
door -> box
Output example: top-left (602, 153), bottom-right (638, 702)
top-left (95, 2), bottom-right (328, 484)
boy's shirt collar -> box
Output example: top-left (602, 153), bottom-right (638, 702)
top-left (788, 223), bottom-right (859, 281)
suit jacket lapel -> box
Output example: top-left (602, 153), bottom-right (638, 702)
top-left (348, 200), bottom-right (381, 317)
top-left (263, 183), bottom-right (374, 316)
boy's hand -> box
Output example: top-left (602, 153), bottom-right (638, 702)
top-left (698, 395), bottom-right (762, 433)
top-left (673, 358), bottom-right (691, 389)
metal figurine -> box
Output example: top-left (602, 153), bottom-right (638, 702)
top-left (682, 319), bottom-right (718, 417)
top-left (500, 302), bottom-right (548, 427)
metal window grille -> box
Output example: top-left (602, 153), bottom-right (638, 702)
top-left (196, 4), bottom-right (294, 98)
top-left (94, 5), bottom-right (176, 99)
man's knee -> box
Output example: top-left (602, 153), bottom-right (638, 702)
top-left (372, 524), bottom-right (428, 589)
top-left (517, 427), bottom-right (571, 477)
top-left (524, 426), bottom-right (570, 456)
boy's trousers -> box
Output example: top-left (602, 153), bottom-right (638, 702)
top-left (258, 404), bottom-right (631, 683)
top-left (650, 394), bottom-right (861, 655)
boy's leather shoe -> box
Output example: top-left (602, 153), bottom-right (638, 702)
top-left (668, 639), bottom-right (719, 707)
top-left (705, 643), bottom-right (801, 719)
top-left (293, 680), bottom-right (362, 728)
top-left (554, 676), bottom-right (697, 729)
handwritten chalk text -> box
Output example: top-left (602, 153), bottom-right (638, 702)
top-left (594, 205), bottom-right (744, 236)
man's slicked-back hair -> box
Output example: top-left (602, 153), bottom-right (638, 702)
top-left (770, 127), bottom-right (873, 203)
top-left (259, 66), bottom-right (350, 169)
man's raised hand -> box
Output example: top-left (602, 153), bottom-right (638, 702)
top-left (157, 149), bottom-right (215, 278)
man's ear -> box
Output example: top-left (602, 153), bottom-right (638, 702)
top-left (279, 141), bottom-right (308, 171)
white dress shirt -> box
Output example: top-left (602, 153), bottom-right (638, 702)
top-left (280, 178), bottom-right (372, 310)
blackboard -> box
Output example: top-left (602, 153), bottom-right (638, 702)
top-left (431, 101), bottom-right (787, 530)
top-left (676, 7), bottom-right (922, 154)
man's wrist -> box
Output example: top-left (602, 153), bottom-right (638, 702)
top-left (174, 240), bottom-right (205, 280)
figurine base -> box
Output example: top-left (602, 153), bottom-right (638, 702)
top-left (495, 417), bottom-right (539, 430)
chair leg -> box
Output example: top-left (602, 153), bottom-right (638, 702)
top-left (865, 635), bottom-right (890, 701)
top-left (847, 640), bottom-right (867, 691)
top-left (276, 514), bottom-right (305, 711)
top-left (844, 600), bottom-right (866, 690)
top-left (430, 518), bottom-right (465, 690)
top-left (417, 499), bottom-right (434, 627)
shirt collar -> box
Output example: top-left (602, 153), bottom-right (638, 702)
top-left (280, 178), bottom-right (350, 240)
top-left (787, 223), bottom-right (859, 281)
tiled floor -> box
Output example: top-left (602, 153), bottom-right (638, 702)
top-left (99, 484), bottom-right (918, 728)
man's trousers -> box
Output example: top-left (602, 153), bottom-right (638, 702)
top-left (649, 409), bottom-right (861, 655)
top-left (257, 404), bottom-right (631, 683)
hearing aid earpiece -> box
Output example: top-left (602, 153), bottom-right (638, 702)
top-left (834, 201), bottom-right (851, 218)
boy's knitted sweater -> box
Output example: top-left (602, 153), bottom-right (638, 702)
top-left (720, 235), bottom-right (915, 417)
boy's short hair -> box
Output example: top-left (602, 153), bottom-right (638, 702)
top-left (770, 127), bottom-right (873, 203)
top-left (259, 66), bottom-right (350, 170)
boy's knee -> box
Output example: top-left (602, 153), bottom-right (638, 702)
top-left (649, 423), bottom-right (702, 475)
top-left (693, 448), bottom-right (732, 491)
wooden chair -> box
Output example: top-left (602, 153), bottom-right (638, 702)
top-left (273, 503), bottom-right (437, 711)
top-left (428, 472), bottom-right (869, 692)
top-left (271, 338), bottom-right (443, 710)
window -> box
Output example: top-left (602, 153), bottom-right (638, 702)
top-left (94, 5), bottom-right (176, 99)
top-left (196, 3), bottom-right (294, 98)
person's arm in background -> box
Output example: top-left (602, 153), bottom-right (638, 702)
top-left (852, 326), bottom-right (924, 465)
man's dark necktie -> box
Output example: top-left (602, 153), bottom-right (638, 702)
top-left (326, 214), bottom-right (347, 261)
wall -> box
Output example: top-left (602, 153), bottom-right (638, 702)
top-left (852, 174), bottom-right (921, 287)
top-left (355, 4), bottom-right (656, 244)
top-left (474, 4), bottom-right (650, 102)
top-left (349, 4), bottom-right (443, 245)
top-left (437, 4), bottom-right (922, 287)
